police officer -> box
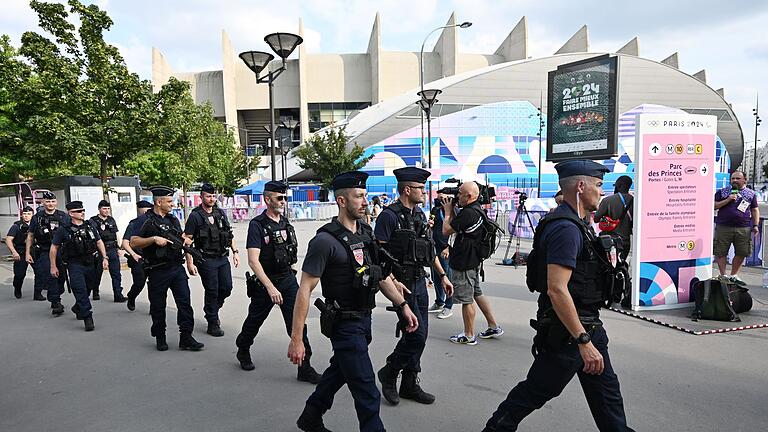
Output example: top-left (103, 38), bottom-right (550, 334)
top-left (375, 167), bottom-right (453, 406)
top-left (288, 171), bottom-right (419, 432)
top-left (5, 206), bottom-right (34, 299)
top-left (235, 180), bottom-right (320, 382)
top-left (483, 160), bottom-right (634, 431)
top-left (49, 201), bottom-right (109, 332)
top-left (129, 186), bottom-right (204, 352)
top-left (26, 192), bottom-right (70, 313)
top-left (183, 183), bottom-right (238, 336)
top-left (88, 200), bottom-right (127, 302)
top-left (122, 201), bottom-right (153, 311)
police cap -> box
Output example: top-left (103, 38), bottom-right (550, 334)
top-left (264, 180), bottom-right (288, 193)
top-left (42, 191), bottom-right (56, 200)
top-left (66, 201), bottom-right (84, 211)
top-left (554, 160), bottom-right (610, 180)
top-left (136, 200), bottom-right (153, 209)
top-left (149, 185), bottom-right (175, 197)
top-left (393, 166), bottom-right (430, 184)
top-left (22, 205), bottom-right (34, 213)
top-left (331, 171), bottom-right (368, 190)
top-left (200, 183), bottom-right (216, 194)
top-left (98, 199), bottom-right (110, 208)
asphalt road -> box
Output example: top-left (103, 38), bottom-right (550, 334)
top-left (1, 220), bottom-right (766, 431)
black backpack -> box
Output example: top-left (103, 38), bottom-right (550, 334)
top-left (691, 278), bottom-right (740, 322)
top-left (476, 208), bottom-right (504, 260)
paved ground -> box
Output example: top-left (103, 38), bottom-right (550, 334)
top-left (1, 219), bottom-right (767, 431)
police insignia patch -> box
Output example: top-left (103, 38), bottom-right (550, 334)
top-left (353, 248), bottom-right (364, 266)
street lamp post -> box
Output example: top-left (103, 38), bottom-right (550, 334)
top-left (753, 94), bottom-right (761, 186)
top-left (418, 89), bottom-right (442, 202)
top-left (418, 21), bottom-right (472, 169)
top-left (239, 32), bottom-right (303, 181)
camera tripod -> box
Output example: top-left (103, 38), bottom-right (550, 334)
top-left (502, 197), bottom-right (535, 268)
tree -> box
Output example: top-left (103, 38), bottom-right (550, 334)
top-left (293, 126), bottom-right (372, 189)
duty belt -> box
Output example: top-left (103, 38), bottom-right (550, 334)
top-left (104, 240), bottom-right (119, 249)
top-left (338, 309), bottom-right (371, 320)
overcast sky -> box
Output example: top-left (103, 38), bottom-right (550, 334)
top-left (3, 0), bottom-right (767, 150)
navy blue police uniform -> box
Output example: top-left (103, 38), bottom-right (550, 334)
top-left (484, 160), bottom-right (633, 432)
top-left (52, 201), bottom-right (100, 331)
top-left (300, 171), bottom-right (386, 432)
top-left (7, 206), bottom-right (33, 298)
top-left (28, 192), bottom-right (70, 311)
top-left (88, 200), bottom-right (125, 301)
top-left (124, 200), bottom-right (153, 311)
top-left (235, 181), bottom-right (320, 382)
top-left (375, 166), bottom-right (435, 405)
top-left (183, 184), bottom-right (234, 336)
top-left (132, 186), bottom-right (203, 351)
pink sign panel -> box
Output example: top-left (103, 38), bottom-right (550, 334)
top-left (633, 114), bottom-right (717, 309)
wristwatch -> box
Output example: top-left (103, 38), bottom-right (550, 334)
top-left (574, 332), bottom-right (591, 344)
top-left (439, 273), bottom-right (447, 279)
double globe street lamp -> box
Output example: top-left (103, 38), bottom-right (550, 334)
top-left (240, 32), bottom-right (303, 181)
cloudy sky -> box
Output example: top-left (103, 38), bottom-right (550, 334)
top-left (3, 0), bottom-right (767, 149)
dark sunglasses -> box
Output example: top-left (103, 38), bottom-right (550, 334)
top-left (274, 195), bottom-right (287, 201)
top-left (70, 209), bottom-right (85, 213)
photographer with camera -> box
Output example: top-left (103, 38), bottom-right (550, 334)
top-left (442, 181), bottom-right (502, 346)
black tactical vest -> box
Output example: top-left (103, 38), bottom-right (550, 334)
top-left (33, 210), bottom-right (67, 250)
top-left (190, 206), bottom-right (234, 257)
top-left (62, 223), bottom-right (99, 265)
top-left (318, 218), bottom-right (383, 310)
top-left (90, 215), bottom-right (119, 248)
top-left (11, 220), bottom-right (29, 250)
top-left (140, 210), bottom-right (185, 267)
top-left (380, 201), bottom-right (435, 283)
top-left (526, 205), bottom-right (609, 313)
top-left (254, 212), bottom-right (298, 275)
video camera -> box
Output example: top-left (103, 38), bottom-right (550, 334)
top-left (515, 190), bottom-right (527, 205)
top-left (437, 178), bottom-right (496, 206)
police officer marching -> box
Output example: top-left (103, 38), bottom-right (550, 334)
top-left (26, 192), bottom-right (70, 313)
top-left (88, 200), bottom-right (127, 302)
top-left (129, 186), bottom-right (204, 352)
top-left (49, 201), bottom-right (109, 331)
top-left (183, 183), bottom-right (239, 337)
top-left (288, 171), bottom-right (419, 432)
top-left (122, 200), bottom-right (153, 311)
top-left (5, 206), bottom-right (34, 299)
top-left (483, 160), bottom-right (634, 432)
top-left (375, 167), bottom-right (453, 406)
top-left (235, 180), bottom-right (321, 384)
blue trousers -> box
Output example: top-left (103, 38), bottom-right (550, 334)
top-left (307, 316), bottom-right (384, 432)
top-left (484, 326), bottom-right (633, 431)
top-left (385, 278), bottom-right (429, 373)
top-left (33, 249), bottom-right (66, 304)
top-left (90, 248), bottom-right (122, 296)
top-left (13, 259), bottom-right (28, 291)
top-left (126, 257), bottom-right (147, 300)
top-left (67, 262), bottom-right (95, 319)
top-left (147, 264), bottom-right (195, 336)
top-left (431, 254), bottom-right (453, 309)
top-left (197, 256), bottom-right (233, 323)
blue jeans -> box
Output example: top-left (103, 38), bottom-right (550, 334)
top-left (431, 253), bottom-right (453, 309)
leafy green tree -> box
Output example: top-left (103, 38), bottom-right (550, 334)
top-left (293, 126), bottom-right (372, 189)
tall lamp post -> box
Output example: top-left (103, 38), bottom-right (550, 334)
top-left (240, 32), bottom-right (303, 181)
top-left (418, 21), bottom-right (472, 168)
top-left (753, 94), bottom-right (761, 187)
top-left (418, 89), bottom-right (441, 201)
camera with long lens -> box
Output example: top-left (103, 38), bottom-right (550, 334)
top-left (437, 178), bottom-right (496, 206)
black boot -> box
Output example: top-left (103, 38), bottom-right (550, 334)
top-left (296, 403), bottom-right (332, 432)
top-left (51, 302), bottom-right (64, 316)
top-left (236, 348), bottom-right (255, 371)
top-left (84, 316), bottom-right (95, 332)
top-left (114, 293), bottom-right (127, 303)
top-left (207, 321), bottom-right (224, 337)
top-left (13, 285), bottom-right (22, 299)
top-left (34, 292), bottom-right (45, 301)
top-left (377, 363), bottom-right (400, 405)
top-left (399, 370), bottom-right (435, 404)
top-left (297, 361), bottom-right (322, 384)
top-left (179, 333), bottom-right (204, 351)
top-left (156, 335), bottom-right (169, 351)
top-left (92, 290), bottom-right (100, 300)
top-left (71, 304), bottom-right (82, 319)
top-left (126, 296), bottom-right (136, 311)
